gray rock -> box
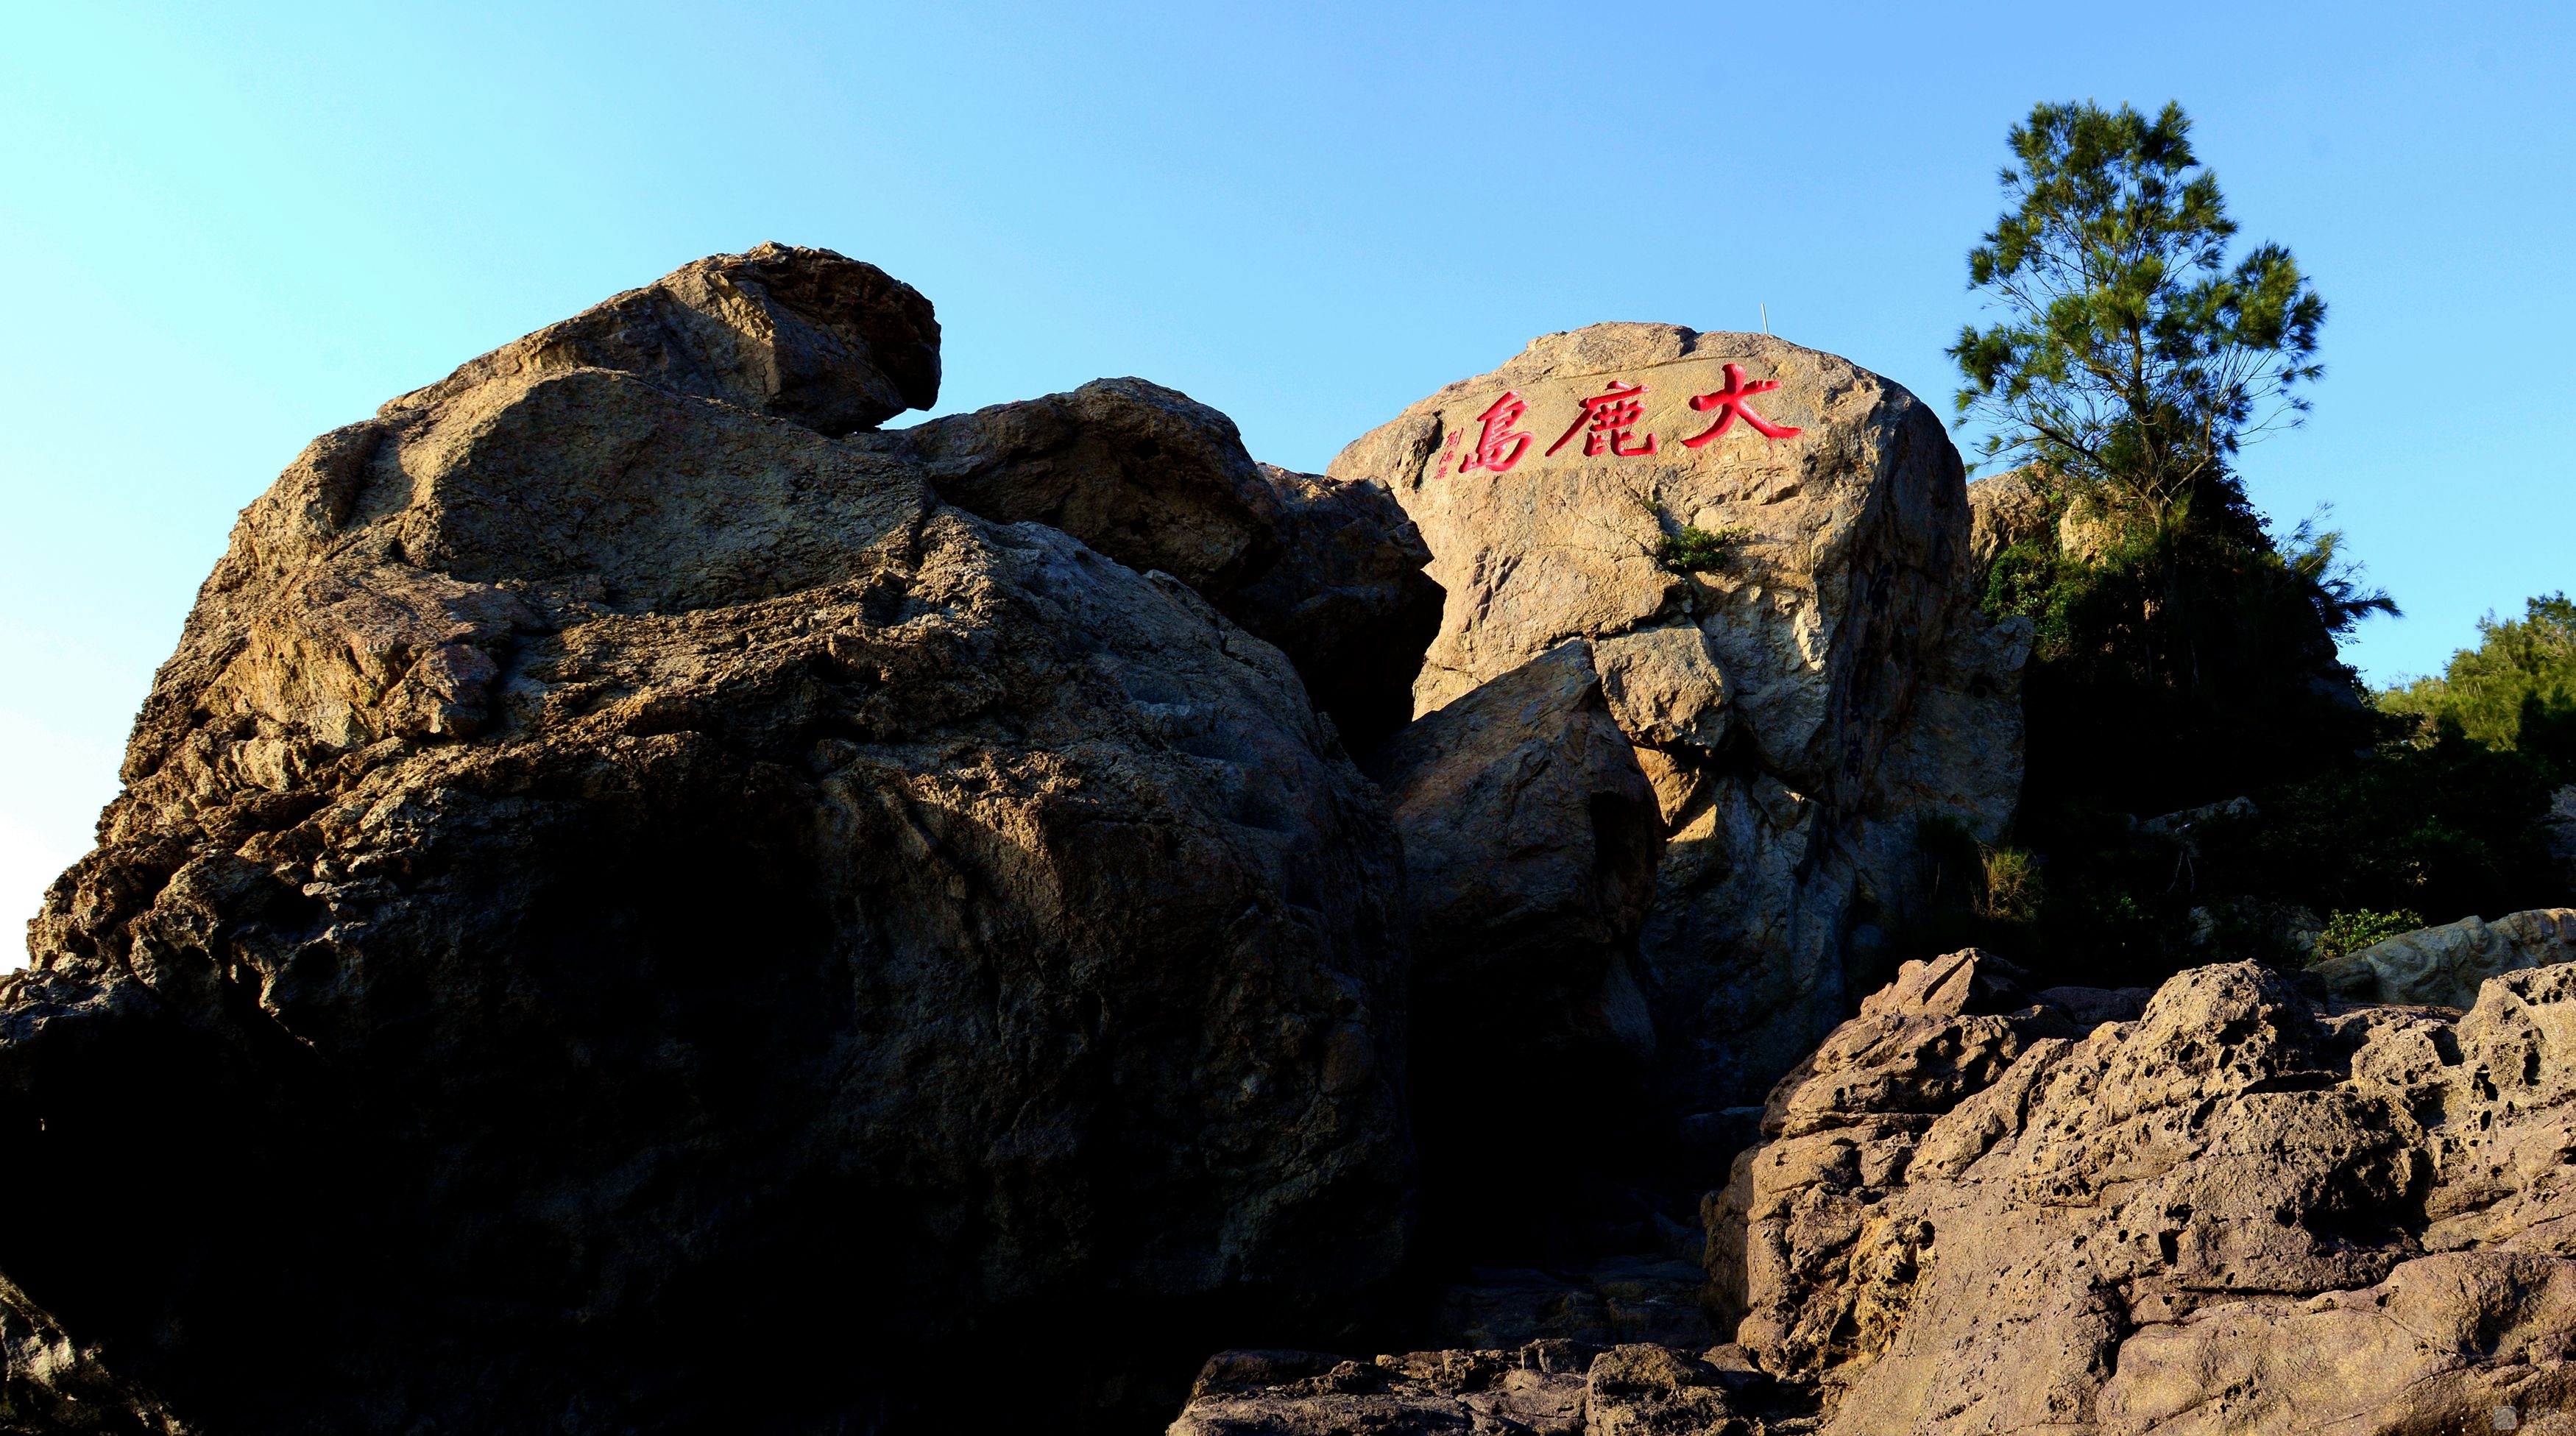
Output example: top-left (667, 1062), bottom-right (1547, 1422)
top-left (1377, 640), bottom-right (1663, 1256)
top-left (1222, 465), bottom-right (1443, 756)
top-left (861, 392), bottom-right (1443, 755)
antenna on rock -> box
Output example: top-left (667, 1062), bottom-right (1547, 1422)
top-left (1761, 303), bottom-right (1770, 334)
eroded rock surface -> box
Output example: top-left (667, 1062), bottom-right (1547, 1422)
top-left (4, 250), bottom-right (1410, 1434)
top-left (857, 377), bottom-right (1282, 600)
top-left (1332, 325), bottom-right (2029, 1111)
top-left (1707, 949), bottom-right (2576, 1434)
top-left (2315, 906), bottom-right (2576, 1007)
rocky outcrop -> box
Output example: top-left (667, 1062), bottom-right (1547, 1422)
top-left (858, 390), bottom-right (1441, 755)
top-left (2315, 907), bottom-right (2576, 1007)
top-left (855, 377), bottom-right (1284, 600)
top-left (1332, 325), bottom-right (2028, 1111)
top-left (1375, 640), bottom-right (1663, 1259)
top-left (1965, 468), bottom-right (2058, 571)
top-left (1168, 1341), bottom-right (1788, 1436)
top-left (397, 241), bottom-right (941, 436)
top-left (4, 247), bottom-right (1412, 1433)
top-left (1706, 948), bottom-right (2576, 1434)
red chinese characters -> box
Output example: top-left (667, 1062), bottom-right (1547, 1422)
top-left (1546, 379), bottom-right (1659, 459)
top-left (1680, 363), bottom-right (1802, 448)
top-left (1457, 390), bottom-right (1535, 475)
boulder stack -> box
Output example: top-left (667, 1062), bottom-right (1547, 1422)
top-left (3, 247), bottom-right (1414, 1434)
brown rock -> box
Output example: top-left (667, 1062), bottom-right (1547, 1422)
top-left (1332, 325), bottom-right (2028, 1111)
top-left (4, 258), bottom-right (1407, 1433)
top-left (395, 241), bottom-right (939, 435)
top-left (863, 395), bottom-right (1443, 754)
top-left (1705, 952), bottom-right (2576, 1434)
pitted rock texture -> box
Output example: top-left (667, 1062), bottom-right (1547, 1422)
top-left (1705, 948), bottom-right (2576, 1434)
top-left (2314, 907), bottom-right (2576, 1007)
top-left (4, 251), bottom-right (1410, 1434)
top-left (1167, 1342), bottom-right (1787, 1436)
top-left (1331, 325), bottom-right (2028, 1111)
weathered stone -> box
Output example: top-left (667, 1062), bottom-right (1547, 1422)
top-left (863, 397), bottom-right (1442, 756)
top-left (1167, 1341), bottom-right (1781, 1436)
top-left (1333, 324), bottom-right (2028, 1111)
top-left (1376, 640), bottom-right (1663, 1259)
top-left (2314, 907), bottom-right (2576, 1007)
top-left (1705, 951), bottom-right (2576, 1434)
top-left (859, 377), bottom-right (1284, 600)
top-left (1221, 465), bottom-right (1443, 756)
top-left (1964, 469), bottom-right (2051, 569)
top-left (395, 241), bottom-right (939, 435)
top-left (4, 260), bottom-right (1409, 1434)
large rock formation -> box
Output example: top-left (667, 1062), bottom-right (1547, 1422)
top-left (3, 247), bottom-right (1413, 1432)
top-left (1332, 326), bottom-right (2029, 1112)
top-left (1707, 948), bottom-right (2576, 1433)
top-left (857, 387), bottom-right (1442, 755)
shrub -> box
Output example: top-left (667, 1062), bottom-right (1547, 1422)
top-left (2315, 908), bottom-right (2427, 961)
top-left (1655, 523), bottom-right (1751, 575)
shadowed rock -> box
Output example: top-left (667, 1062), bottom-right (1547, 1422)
top-left (1222, 464), bottom-right (1443, 757)
top-left (1376, 640), bottom-right (1663, 1264)
top-left (862, 391), bottom-right (1442, 755)
top-left (860, 377), bottom-right (1283, 599)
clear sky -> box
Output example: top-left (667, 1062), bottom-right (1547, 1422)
top-left (5, 1), bottom-right (2572, 959)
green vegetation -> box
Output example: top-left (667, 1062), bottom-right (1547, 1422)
top-left (1655, 523), bottom-right (1752, 574)
top-left (2315, 909), bottom-right (2427, 961)
top-left (2379, 594), bottom-right (2576, 760)
top-left (1931, 101), bottom-right (2571, 988)
top-left (1635, 493), bottom-right (1752, 574)
top-left (1950, 100), bottom-right (2326, 523)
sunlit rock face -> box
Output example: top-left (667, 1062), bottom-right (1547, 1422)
top-left (1708, 949), bottom-right (2576, 1436)
top-left (1333, 324), bottom-right (2028, 1112)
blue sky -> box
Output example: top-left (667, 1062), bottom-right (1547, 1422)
top-left (5, 1), bottom-right (2572, 953)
